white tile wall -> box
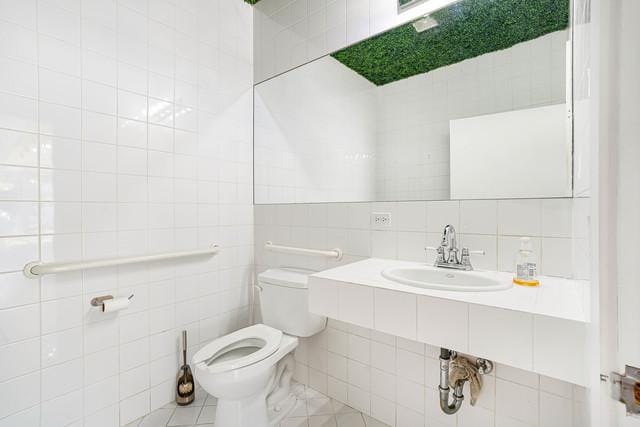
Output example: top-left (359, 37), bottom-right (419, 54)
top-left (0, 1), bottom-right (594, 426)
top-left (255, 23), bottom-right (567, 204)
top-left (289, 319), bottom-right (588, 427)
top-left (255, 197), bottom-right (591, 425)
top-left (0, 0), bottom-right (253, 425)
top-left (375, 31), bottom-right (567, 202)
top-left (254, 55), bottom-right (377, 204)
top-left (309, 266), bottom-right (588, 387)
top-left (255, 198), bottom-right (590, 280)
top-left (572, 0), bottom-right (591, 199)
top-left (254, 0), bottom-right (456, 83)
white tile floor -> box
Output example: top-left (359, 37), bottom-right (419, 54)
top-left (127, 383), bottom-right (388, 427)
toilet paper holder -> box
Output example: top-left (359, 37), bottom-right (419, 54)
top-left (90, 294), bottom-right (133, 307)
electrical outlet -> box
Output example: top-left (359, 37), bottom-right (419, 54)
top-left (372, 212), bottom-right (391, 228)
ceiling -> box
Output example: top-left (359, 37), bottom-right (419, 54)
top-left (330, 0), bottom-right (569, 86)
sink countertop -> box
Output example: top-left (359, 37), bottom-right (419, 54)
top-left (310, 258), bottom-right (590, 323)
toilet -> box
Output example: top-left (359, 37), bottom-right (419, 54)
top-left (192, 268), bottom-right (326, 427)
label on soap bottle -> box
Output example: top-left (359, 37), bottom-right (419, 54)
top-left (514, 262), bottom-right (539, 286)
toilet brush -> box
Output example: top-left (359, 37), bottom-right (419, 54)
top-left (176, 330), bottom-right (195, 405)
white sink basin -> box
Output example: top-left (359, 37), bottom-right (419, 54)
top-left (381, 266), bottom-right (512, 292)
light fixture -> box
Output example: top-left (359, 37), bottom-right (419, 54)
top-left (412, 14), bottom-right (439, 32)
top-left (397, 0), bottom-right (459, 20)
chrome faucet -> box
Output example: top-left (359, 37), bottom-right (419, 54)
top-left (426, 224), bottom-right (484, 271)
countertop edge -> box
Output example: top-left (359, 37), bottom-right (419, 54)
top-left (309, 258), bottom-right (590, 324)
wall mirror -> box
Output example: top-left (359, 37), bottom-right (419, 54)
top-left (254, 0), bottom-right (573, 204)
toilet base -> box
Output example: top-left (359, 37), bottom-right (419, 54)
top-left (216, 391), bottom-right (269, 427)
top-left (266, 352), bottom-right (298, 425)
top-left (214, 388), bottom-right (298, 427)
top-left (194, 330), bottom-right (302, 427)
top-left (268, 393), bottom-right (297, 426)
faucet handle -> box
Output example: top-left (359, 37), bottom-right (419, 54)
top-left (460, 248), bottom-right (484, 270)
top-left (461, 248), bottom-right (485, 257)
top-left (466, 249), bottom-right (485, 256)
top-left (425, 246), bottom-right (445, 265)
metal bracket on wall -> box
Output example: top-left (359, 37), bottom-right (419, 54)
top-left (610, 365), bottom-right (640, 416)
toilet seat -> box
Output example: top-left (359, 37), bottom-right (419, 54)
top-left (193, 324), bottom-right (283, 374)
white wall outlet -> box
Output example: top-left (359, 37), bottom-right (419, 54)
top-left (372, 212), bottom-right (392, 228)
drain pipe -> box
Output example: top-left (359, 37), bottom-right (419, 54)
top-left (439, 348), bottom-right (464, 415)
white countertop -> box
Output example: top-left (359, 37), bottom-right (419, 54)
top-left (310, 258), bottom-right (590, 323)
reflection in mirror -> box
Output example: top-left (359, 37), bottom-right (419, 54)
top-left (398, 0), bottom-right (430, 13)
top-left (254, 0), bottom-right (572, 204)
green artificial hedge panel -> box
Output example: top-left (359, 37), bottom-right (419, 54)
top-left (331, 0), bottom-right (569, 86)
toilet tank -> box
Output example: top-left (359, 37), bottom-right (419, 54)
top-left (257, 268), bottom-right (326, 338)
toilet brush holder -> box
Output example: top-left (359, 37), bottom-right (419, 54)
top-left (176, 330), bottom-right (195, 405)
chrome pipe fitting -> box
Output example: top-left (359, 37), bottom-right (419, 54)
top-left (437, 348), bottom-right (492, 415)
top-left (439, 348), bottom-right (464, 415)
top-left (476, 358), bottom-right (494, 375)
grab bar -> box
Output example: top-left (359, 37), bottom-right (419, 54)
top-left (264, 241), bottom-right (342, 260)
top-left (23, 244), bottom-right (220, 278)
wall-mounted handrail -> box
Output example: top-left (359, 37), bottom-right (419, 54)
top-left (23, 244), bottom-right (221, 278)
top-left (264, 241), bottom-right (342, 260)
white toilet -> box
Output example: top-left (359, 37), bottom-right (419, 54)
top-left (192, 268), bottom-right (326, 427)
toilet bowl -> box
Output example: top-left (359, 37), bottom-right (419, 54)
top-left (192, 324), bottom-right (298, 427)
top-left (192, 268), bottom-right (326, 427)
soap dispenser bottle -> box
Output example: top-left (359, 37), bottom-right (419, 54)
top-left (513, 237), bottom-right (539, 286)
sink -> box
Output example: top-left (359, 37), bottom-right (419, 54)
top-left (381, 266), bottom-right (512, 292)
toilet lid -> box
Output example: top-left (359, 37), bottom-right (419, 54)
top-left (192, 324), bottom-right (283, 374)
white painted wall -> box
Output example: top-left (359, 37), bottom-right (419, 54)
top-left (595, 0), bottom-right (640, 425)
top-left (254, 56), bottom-right (377, 204)
top-left (615, 0), bottom-right (640, 420)
top-left (0, 1), bottom-right (253, 425)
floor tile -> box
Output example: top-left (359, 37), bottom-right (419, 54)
top-left (192, 392), bottom-right (207, 407)
top-left (363, 414), bottom-right (388, 427)
top-left (139, 408), bottom-right (174, 427)
top-left (332, 400), bottom-right (358, 414)
top-left (204, 395), bottom-right (218, 406)
top-left (281, 416), bottom-right (310, 427)
top-left (309, 415), bottom-right (338, 427)
top-left (167, 406), bottom-right (202, 426)
top-left (289, 399), bottom-right (308, 417)
top-left (197, 406), bottom-right (216, 424)
top-left (336, 413), bottom-right (366, 427)
top-left (307, 397), bottom-right (334, 416)
top-left (128, 382), bottom-right (388, 427)
top-left (305, 387), bottom-right (326, 399)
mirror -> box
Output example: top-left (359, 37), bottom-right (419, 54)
top-left (254, 0), bottom-right (572, 204)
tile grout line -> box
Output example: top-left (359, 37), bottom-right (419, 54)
top-left (34, 0), bottom-right (44, 424)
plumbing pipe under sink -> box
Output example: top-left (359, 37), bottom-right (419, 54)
top-left (438, 348), bottom-right (493, 415)
top-left (439, 348), bottom-right (465, 414)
